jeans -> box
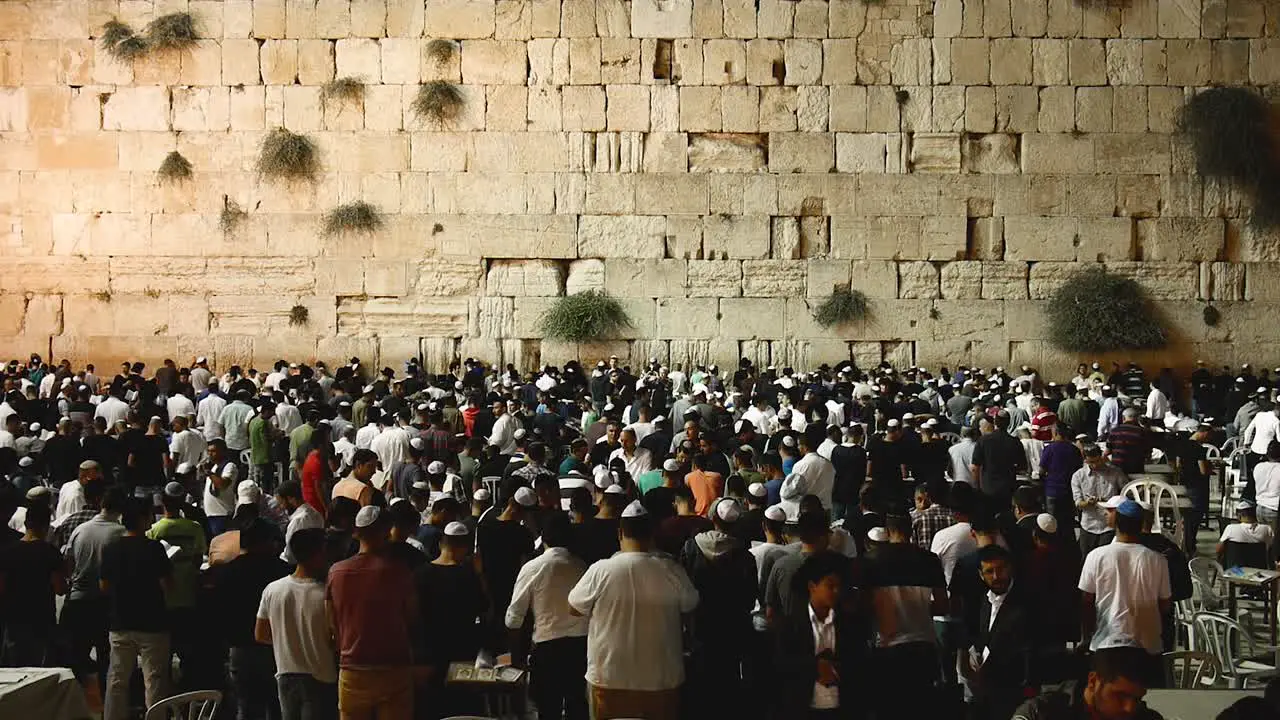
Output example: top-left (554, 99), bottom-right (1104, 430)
top-left (60, 597), bottom-right (110, 694)
top-left (530, 636), bottom-right (588, 720)
top-left (278, 674), bottom-right (338, 720)
top-left (230, 645), bottom-right (282, 720)
top-left (104, 631), bottom-right (170, 720)
top-left (208, 515), bottom-right (229, 537)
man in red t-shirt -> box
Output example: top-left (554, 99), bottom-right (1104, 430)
top-left (325, 505), bottom-right (416, 719)
top-left (1029, 397), bottom-right (1058, 442)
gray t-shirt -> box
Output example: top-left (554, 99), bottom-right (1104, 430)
top-left (763, 548), bottom-right (809, 623)
top-left (66, 514), bottom-right (126, 601)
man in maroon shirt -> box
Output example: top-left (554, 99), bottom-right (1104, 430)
top-left (325, 505), bottom-right (416, 719)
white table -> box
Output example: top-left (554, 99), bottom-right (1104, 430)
top-left (1144, 689), bottom-right (1261, 719)
top-left (0, 668), bottom-right (92, 720)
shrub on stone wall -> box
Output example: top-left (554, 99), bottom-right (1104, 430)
top-left (100, 20), bottom-right (148, 61)
top-left (538, 290), bottom-right (633, 342)
top-left (323, 202), bottom-right (383, 237)
top-left (145, 12), bottom-right (198, 52)
top-left (1044, 268), bottom-right (1167, 353)
top-left (257, 128), bottom-right (319, 182)
top-left (1178, 87), bottom-right (1280, 228)
top-left (322, 76), bottom-right (365, 109)
top-left (157, 151), bottom-right (192, 183)
top-left (813, 287), bottom-right (869, 328)
top-left (412, 81), bottom-right (465, 127)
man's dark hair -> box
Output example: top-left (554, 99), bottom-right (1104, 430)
top-left (1091, 646), bottom-right (1153, 686)
top-left (969, 512), bottom-right (999, 536)
top-left (84, 479), bottom-right (107, 505)
top-left (276, 480), bottom-right (303, 501)
top-left (1013, 485), bottom-right (1042, 514)
top-left (884, 513), bottom-right (911, 537)
top-left (327, 497), bottom-right (360, 531)
top-left (102, 486), bottom-right (128, 515)
top-left (1115, 510), bottom-right (1143, 536)
top-left (1268, 442), bottom-right (1280, 462)
top-left (240, 518), bottom-right (275, 550)
top-left (351, 449), bottom-right (379, 467)
top-left (527, 442), bottom-right (548, 464)
top-left (542, 511), bottom-right (572, 549)
top-left (795, 550), bottom-right (847, 591)
top-left (760, 453), bottom-right (782, 470)
top-left (948, 482), bottom-right (977, 516)
top-left (672, 485), bottom-right (694, 505)
top-left (119, 497), bottom-right (150, 530)
top-left (976, 543), bottom-right (1013, 568)
top-left (796, 510), bottom-right (829, 544)
top-left (25, 501), bottom-right (52, 530)
top-left (388, 500), bottom-right (420, 532)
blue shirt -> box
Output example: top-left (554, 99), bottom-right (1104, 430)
top-left (765, 477), bottom-right (784, 506)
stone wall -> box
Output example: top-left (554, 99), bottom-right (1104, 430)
top-left (1, 0), bottom-right (1278, 377)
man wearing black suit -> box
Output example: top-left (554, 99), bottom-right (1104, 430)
top-left (773, 552), bottom-right (866, 720)
top-left (965, 544), bottom-right (1037, 720)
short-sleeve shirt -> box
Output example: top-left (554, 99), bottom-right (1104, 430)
top-left (1221, 522), bottom-right (1274, 546)
top-left (326, 552), bottom-right (415, 667)
top-left (100, 535), bottom-right (172, 632)
top-left (147, 517), bottom-right (207, 609)
top-left (863, 542), bottom-right (945, 648)
top-left (0, 539), bottom-right (64, 629)
top-left (257, 575), bottom-right (337, 682)
top-left (1078, 541), bottom-right (1171, 654)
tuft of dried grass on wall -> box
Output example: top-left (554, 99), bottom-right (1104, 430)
top-left (157, 151), bottom-right (193, 183)
top-left (411, 81), bottom-right (465, 127)
top-left (257, 128), bottom-right (320, 182)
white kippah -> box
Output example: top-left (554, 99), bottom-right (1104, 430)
top-left (1035, 513), bottom-right (1058, 534)
top-left (714, 498), bottom-right (742, 523)
top-left (662, 458), bottom-right (681, 472)
top-left (354, 505), bottom-right (381, 528)
top-left (764, 505), bottom-right (787, 522)
top-left (514, 487), bottom-right (538, 507)
top-left (621, 500), bottom-right (647, 518)
top-left (748, 482), bottom-right (767, 498)
top-left (444, 521), bottom-right (470, 536)
top-left (427, 460), bottom-right (446, 474)
top-left (604, 484), bottom-right (625, 495)
top-left (473, 488), bottom-right (491, 502)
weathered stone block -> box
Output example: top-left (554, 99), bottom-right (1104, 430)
top-left (485, 259), bottom-right (564, 297)
top-left (910, 133), bottom-right (961, 173)
top-left (742, 259), bottom-right (805, 297)
top-left (963, 134), bottom-right (1019, 174)
top-left (656, 297), bottom-right (719, 337)
top-left (941, 261), bottom-right (982, 299)
top-left (424, 0), bottom-right (496, 38)
top-left (1105, 261), bottom-right (1199, 300)
top-left (768, 132), bottom-right (834, 173)
top-left (898, 261), bottom-right (940, 299)
top-left (1004, 216), bottom-right (1078, 262)
top-left (806, 259), bottom-right (850, 299)
top-left (578, 215), bottom-right (666, 259)
top-left (632, 0), bottom-right (693, 38)
top-left (1202, 261), bottom-right (1244, 302)
top-left (982, 262), bottom-right (1029, 300)
top-left (439, 215), bottom-right (578, 259)
top-left (688, 133), bottom-right (767, 173)
top-left (338, 297), bottom-right (470, 337)
top-left (703, 215), bottom-right (770, 259)
top-left (720, 298), bottom-right (785, 339)
top-left (688, 260), bottom-right (743, 297)
top-left (1139, 218), bottom-right (1224, 262)
top-left (605, 259), bottom-right (688, 297)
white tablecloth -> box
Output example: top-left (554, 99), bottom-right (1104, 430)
top-left (0, 667), bottom-right (92, 720)
top-left (1143, 689), bottom-right (1261, 720)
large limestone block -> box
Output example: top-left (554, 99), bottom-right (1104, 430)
top-left (1202, 262), bottom-right (1244, 302)
top-left (565, 259), bottom-right (605, 294)
top-left (785, 297), bottom-right (849, 340)
top-left (206, 257), bottom-right (316, 295)
top-left (409, 258), bottom-right (484, 296)
top-left (338, 297), bottom-right (470, 337)
top-left (635, 174), bottom-right (708, 215)
top-left (1139, 218), bottom-right (1225, 262)
top-left (604, 259), bottom-right (688, 297)
top-left (909, 133), bottom-right (961, 173)
top-left (110, 257), bottom-right (209, 295)
top-left (424, 0), bottom-right (497, 38)
top-left (1028, 262), bottom-right (1101, 300)
top-left (632, 0), bottom-right (693, 38)
top-left (688, 133), bottom-right (767, 173)
top-left (1003, 216), bottom-right (1078, 262)
top-left (485, 259), bottom-right (564, 296)
top-left (1104, 262), bottom-right (1199, 300)
top-left (940, 261), bottom-right (982, 299)
top-left (20, 294), bottom-right (61, 335)
top-left (982, 262), bottom-right (1029, 300)
top-left (806, 260), bottom-right (852, 299)
top-left (420, 337), bottom-right (458, 373)
top-left (720, 298), bottom-right (785, 339)
top-left (0, 257), bottom-right (108, 294)
top-left (103, 87), bottom-right (171, 131)
top-left (768, 133), bottom-right (834, 173)
top-left (860, 299), bottom-right (933, 341)
top-left (656, 297), bottom-right (719, 338)
top-left (688, 260), bottom-right (743, 297)
top-left (930, 300), bottom-right (1006, 341)
top-left (462, 40), bottom-right (528, 84)
top-left (577, 215), bottom-right (666, 259)
top-left (1243, 265), bottom-right (1280, 302)
top-left (439, 215), bottom-right (578, 259)
top-left (742, 259), bottom-right (806, 297)
top-left (476, 296), bottom-right (514, 337)
top-left (898, 261), bottom-right (940, 299)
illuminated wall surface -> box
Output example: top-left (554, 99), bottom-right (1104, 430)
top-left (1, 0), bottom-right (1278, 374)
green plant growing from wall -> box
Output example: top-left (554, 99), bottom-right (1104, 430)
top-left (812, 286), bottom-right (869, 328)
top-left (426, 38), bottom-right (457, 64)
top-left (289, 304), bottom-right (309, 327)
top-left (1043, 268), bottom-right (1167, 353)
top-left (220, 198), bottom-right (247, 235)
top-left (1178, 87), bottom-right (1280, 228)
top-left (412, 81), bottom-right (465, 127)
top-left (322, 202), bottom-right (383, 237)
top-left (100, 19), bottom-right (149, 61)
top-left (157, 151), bottom-right (192, 183)
top-left (538, 290), bottom-right (633, 342)
top-left (1203, 304), bottom-right (1221, 327)
top-left (321, 76), bottom-right (365, 109)
top-left (145, 12), bottom-right (198, 52)
top-left (257, 128), bottom-right (319, 182)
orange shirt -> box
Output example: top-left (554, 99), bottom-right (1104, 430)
top-left (685, 470), bottom-right (724, 517)
top-left (331, 477), bottom-right (373, 506)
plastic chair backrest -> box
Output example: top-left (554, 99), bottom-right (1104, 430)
top-left (145, 690), bottom-right (222, 720)
top-left (1163, 650), bottom-right (1221, 688)
top-left (1122, 478), bottom-right (1183, 546)
top-left (481, 476), bottom-right (501, 499)
top-left (1194, 611), bottom-right (1261, 683)
top-left (1223, 437), bottom-right (1239, 457)
top-left (1190, 556), bottom-right (1225, 591)
top-left (1204, 444), bottom-right (1222, 461)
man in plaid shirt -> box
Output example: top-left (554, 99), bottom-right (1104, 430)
top-left (910, 482), bottom-right (955, 550)
top-left (417, 410), bottom-right (456, 467)
top-left (51, 479), bottom-right (107, 551)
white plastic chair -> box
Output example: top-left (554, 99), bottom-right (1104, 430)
top-left (1193, 612), bottom-right (1280, 689)
top-left (1122, 477), bottom-right (1184, 549)
top-left (1163, 650), bottom-right (1221, 688)
top-left (145, 690), bottom-right (222, 720)
top-left (481, 475), bottom-right (501, 499)
top-left (1204, 444), bottom-right (1222, 462)
top-left (1190, 557), bottom-right (1225, 598)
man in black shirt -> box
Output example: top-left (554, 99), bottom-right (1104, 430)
top-left (100, 497), bottom-right (173, 720)
top-left (830, 425), bottom-right (868, 521)
top-left (971, 412), bottom-right (1028, 515)
top-left (209, 519), bottom-right (290, 720)
top-left (476, 488), bottom-right (536, 651)
top-left (867, 420), bottom-right (910, 512)
top-left (0, 502), bottom-right (65, 666)
top-left (43, 418), bottom-right (83, 487)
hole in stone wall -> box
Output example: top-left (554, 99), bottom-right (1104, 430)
top-left (771, 59), bottom-right (786, 84)
top-left (653, 40), bottom-right (673, 80)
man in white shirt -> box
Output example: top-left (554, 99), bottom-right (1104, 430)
top-left (793, 434), bottom-right (836, 510)
top-left (276, 481), bottom-right (324, 564)
top-left (275, 396), bottom-right (304, 437)
top-left (1144, 382), bottom-right (1169, 422)
top-left (489, 400), bottom-right (518, 455)
top-left (168, 415), bottom-right (207, 471)
top-left (1254, 443), bottom-right (1280, 527)
top-left (740, 397), bottom-right (776, 438)
top-left (948, 427), bottom-right (979, 486)
top-left (1079, 499), bottom-right (1171, 659)
top-left (55, 460), bottom-right (101, 527)
top-left (1218, 501), bottom-right (1273, 561)
top-left (218, 391), bottom-right (256, 454)
top-left (608, 428), bottom-right (654, 479)
top-left (369, 417), bottom-right (410, 471)
top-left (568, 501), bottom-right (698, 719)
top-left (93, 391), bottom-right (130, 429)
top-left (1096, 386), bottom-right (1121, 438)
top-left (203, 439), bottom-right (240, 536)
top-left (930, 485), bottom-right (978, 586)
top-left (190, 358), bottom-right (212, 395)
top-left (1071, 446), bottom-right (1128, 556)
top-left (1245, 405), bottom-right (1280, 459)
top-left (333, 426), bottom-right (357, 474)
top-left (166, 390), bottom-right (196, 425)
top-left (197, 390), bottom-right (228, 440)
top-left (255, 527), bottom-right (337, 718)
top-left (506, 513), bottom-right (590, 720)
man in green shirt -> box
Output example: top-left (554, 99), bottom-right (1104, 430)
top-left (288, 411), bottom-right (320, 484)
top-left (637, 458), bottom-right (681, 495)
top-left (559, 438), bottom-right (590, 476)
top-left (248, 401), bottom-right (277, 491)
top-left (147, 483), bottom-right (208, 688)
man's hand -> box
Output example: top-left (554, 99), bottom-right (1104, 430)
top-left (816, 657), bottom-right (839, 687)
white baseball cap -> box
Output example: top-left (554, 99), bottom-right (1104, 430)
top-left (1099, 495), bottom-right (1127, 510)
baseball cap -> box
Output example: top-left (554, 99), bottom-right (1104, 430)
top-left (354, 505), bottom-right (382, 528)
top-left (237, 480), bottom-right (262, 506)
top-left (1099, 495), bottom-right (1127, 510)
top-left (514, 487), bottom-right (537, 507)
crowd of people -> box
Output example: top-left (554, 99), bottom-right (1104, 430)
top-left (1, 352), bottom-right (1280, 720)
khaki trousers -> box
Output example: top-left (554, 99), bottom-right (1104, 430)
top-left (588, 684), bottom-right (680, 720)
top-left (338, 666), bottom-right (413, 720)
